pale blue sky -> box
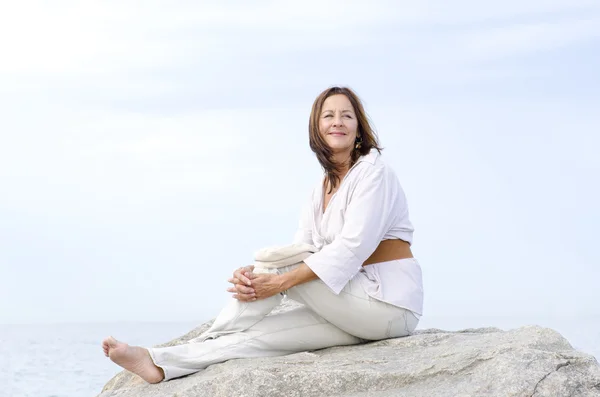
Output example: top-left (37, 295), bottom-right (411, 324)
top-left (0, 1), bottom-right (598, 324)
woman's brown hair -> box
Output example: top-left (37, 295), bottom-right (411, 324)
top-left (308, 86), bottom-right (382, 193)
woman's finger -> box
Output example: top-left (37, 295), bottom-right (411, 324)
top-left (234, 269), bottom-right (252, 286)
top-left (245, 272), bottom-right (259, 280)
top-left (227, 282), bottom-right (255, 294)
top-left (233, 293), bottom-right (257, 302)
top-left (235, 284), bottom-right (255, 294)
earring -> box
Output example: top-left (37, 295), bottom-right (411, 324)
top-left (355, 135), bottom-right (363, 149)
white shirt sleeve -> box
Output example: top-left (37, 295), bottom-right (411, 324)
top-left (303, 165), bottom-right (400, 294)
top-left (292, 191), bottom-right (314, 245)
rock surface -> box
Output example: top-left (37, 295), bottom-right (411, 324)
top-left (98, 299), bottom-right (600, 397)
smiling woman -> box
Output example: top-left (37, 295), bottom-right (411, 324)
top-left (309, 87), bottom-right (383, 195)
top-left (101, 86), bottom-right (424, 383)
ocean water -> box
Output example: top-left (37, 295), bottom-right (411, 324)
top-left (1, 315), bottom-right (599, 397)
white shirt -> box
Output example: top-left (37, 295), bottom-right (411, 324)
top-left (293, 148), bottom-right (424, 316)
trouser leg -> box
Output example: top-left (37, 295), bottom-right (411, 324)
top-left (280, 264), bottom-right (419, 341)
top-left (190, 288), bottom-right (283, 343)
top-left (148, 305), bottom-right (361, 381)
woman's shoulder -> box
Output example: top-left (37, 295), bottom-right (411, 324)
top-left (350, 151), bottom-right (408, 200)
top-left (355, 149), bottom-right (396, 179)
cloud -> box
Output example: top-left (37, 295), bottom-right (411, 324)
top-left (1, 0), bottom-right (598, 114)
top-left (452, 17), bottom-right (600, 61)
top-left (0, 107), bottom-right (261, 219)
top-left (2, 0), bottom-right (598, 77)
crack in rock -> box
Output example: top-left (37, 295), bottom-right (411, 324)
top-left (529, 361), bottom-right (571, 397)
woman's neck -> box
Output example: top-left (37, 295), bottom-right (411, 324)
top-left (331, 151), bottom-right (352, 174)
top-left (328, 163), bottom-right (350, 189)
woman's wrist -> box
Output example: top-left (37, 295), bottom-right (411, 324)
top-left (277, 263), bottom-right (317, 292)
top-left (278, 272), bottom-right (296, 292)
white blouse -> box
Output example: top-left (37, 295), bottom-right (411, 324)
top-left (293, 148), bottom-right (424, 316)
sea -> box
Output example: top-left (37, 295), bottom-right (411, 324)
top-left (1, 315), bottom-right (599, 397)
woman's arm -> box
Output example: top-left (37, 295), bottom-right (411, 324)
top-left (277, 262), bottom-right (318, 290)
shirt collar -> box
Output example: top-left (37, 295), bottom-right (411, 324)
top-left (356, 148), bottom-right (379, 165)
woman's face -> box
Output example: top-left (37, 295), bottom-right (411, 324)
top-left (318, 94), bottom-right (359, 154)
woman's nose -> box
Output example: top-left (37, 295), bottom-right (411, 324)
top-left (333, 115), bottom-right (343, 126)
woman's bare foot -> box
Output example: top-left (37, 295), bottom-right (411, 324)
top-left (102, 336), bottom-right (165, 384)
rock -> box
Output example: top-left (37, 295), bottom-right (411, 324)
top-left (97, 299), bottom-right (600, 397)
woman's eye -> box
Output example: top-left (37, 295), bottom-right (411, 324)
top-left (344, 115), bottom-right (352, 118)
top-left (323, 115), bottom-right (332, 118)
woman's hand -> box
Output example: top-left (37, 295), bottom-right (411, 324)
top-left (245, 273), bottom-right (284, 301)
top-left (227, 270), bottom-right (284, 302)
top-left (227, 266), bottom-right (256, 302)
top-left (228, 265), bottom-right (254, 286)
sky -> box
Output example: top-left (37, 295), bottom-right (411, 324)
top-left (0, 1), bottom-right (598, 324)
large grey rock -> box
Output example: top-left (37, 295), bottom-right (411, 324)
top-left (97, 299), bottom-right (600, 397)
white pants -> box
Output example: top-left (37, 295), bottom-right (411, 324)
top-left (148, 263), bottom-right (419, 381)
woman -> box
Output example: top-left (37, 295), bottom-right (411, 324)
top-left (102, 86), bottom-right (424, 383)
